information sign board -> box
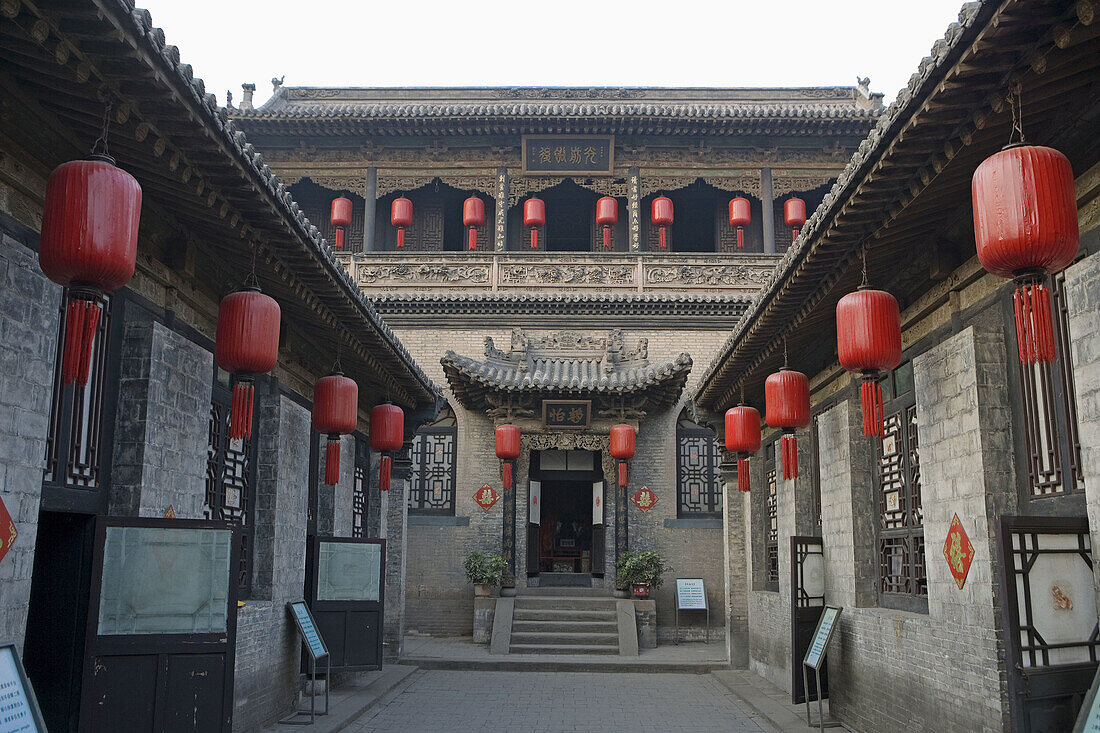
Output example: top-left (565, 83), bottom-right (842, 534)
top-left (803, 606), bottom-right (841, 670)
top-left (288, 601), bottom-right (328, 660)
top-left (675, 578), bottom-right (707, 610)
top-left (1073, 663), bottom-right (1100, 733)
top-left (0, 642), bottom-right (45, 733)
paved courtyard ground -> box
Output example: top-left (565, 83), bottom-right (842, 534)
top-left (345, 669), bottom-right (773, 732)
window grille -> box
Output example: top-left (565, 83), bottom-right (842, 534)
top-left (408, 419), bottom-right (456, 514)
top-left (676, 428), bottom-right (722, 516)
top-left (353, 435), bottom-right (370, 537)
top-left (875, 362), bottom-right (927, 612)
top-left (766, 465), bottom-right (779, 588)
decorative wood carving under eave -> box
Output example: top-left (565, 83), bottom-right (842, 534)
top-left (376, 175), bottom-right (499, 198)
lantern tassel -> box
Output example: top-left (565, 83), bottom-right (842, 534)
top-left (502, 461), bottom-right (512, 491)
top-left (603, 227), bottom-right (612, 249)
top-left (860, 377), bottom-right (885, 438)
top-left (62, 297), bottom-right (101, 386)
top-left (530, 228), bottom-right (538, 249)
top-left (792, 228), bottom-right (801, 242)
top-left (736, 227), bottom-right (744, 249)
top-left (334, 228), bottom-right (344, 250)
top-left (658, 227), bottom-right (667, 250)
top-left (1013, 282), bottom-right (1057, 363)
top-left (468, 228), bottom-right (477, 251)
top-left (782, 434), bottom-right (798, 480)
top-left (396, 228), bottom-right (405, 249)
top-left (618, 461), bottom-right (628, 488)
top-left (324, 438), bottom-right (341, 486)
top-left (738, 458), bottom-right (750, 493)
top-left (230, 380), bottom-right (254, 440)
top-left (379, 455), bottom-right (391, 492)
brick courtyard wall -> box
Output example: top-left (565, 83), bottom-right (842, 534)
top-left (0, 214), bottom-right (59, 654)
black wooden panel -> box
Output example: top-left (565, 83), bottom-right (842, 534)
top-left (162, 654), bottom-right (227, 733)
top-left (527, 524), bottom-right (540, 577)
top-left (345, 611), bottom-right (381, 668)
top-left (83, 654), bottom-right (157, 732)
top-left (313, 612), bottom-right (346, 668)
top-left (591, 525), bottom-right (605, 578)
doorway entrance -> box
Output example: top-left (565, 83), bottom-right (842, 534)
top-left (526, 449), bottom-right (605, 586)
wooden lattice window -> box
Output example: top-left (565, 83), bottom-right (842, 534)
top-left (44, 291), bottom-right (114, 495)
top-left (205, 373), bottom-right (257, 598)
top-left (1016, 272), bottom-right (1084, 499)
top-left (766, 459), bottom-right (779, 589)
top-left (676, 426), bottom-right (722, 517)
top-left (875, 362), bottom-right (927, 612)
top-left (408, 407), bottom-right (456, 515)
top-left (353, 435), bottom-right (370, 538)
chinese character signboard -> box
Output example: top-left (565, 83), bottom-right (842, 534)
top-left (631, 486), bottom-right (658, 513)
top-left (542, 400), bottom-right (591, 430)
top-left (0, 495), bottom-right (16, 566)
top-left (523, 135), bottom-right (614, 175)
top-left (475, 484), bottom-right (500, 511)
top-left (942, 513), bottom-right (974, 589)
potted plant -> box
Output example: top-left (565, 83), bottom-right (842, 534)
top-left (614, 551), bottom-right (635, 598)
top-left (464, 550), bottom-right (506, 597)
top-left (617, 551), bottom-right (669, 599)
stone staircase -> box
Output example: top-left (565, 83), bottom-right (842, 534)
top-left (500, 588), bottom-right (635, 656)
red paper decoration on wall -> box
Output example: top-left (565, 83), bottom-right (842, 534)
top-left (725, 405), bottom-right (761, 492)
top-left (495, 424), bottom-right (521, 490)
top-left (330, 197), bottom-right (352, 250)
top-left (765, 368), bottom-right (810, 480)
top-left (596, 197), bottom-right (618, 249)
top-left (651, 196), bottom-right (673, 250)
top-left (215, 287), bottom-right (281, 440)
top-left (836, 286), bottom-right (903, 438)
top-left (313, 372), bottom-right (358, 486)
top-left (370, 403), bottom-right (404, 492)
top-left (728, 198), bottom-right (751, 249)
top-left (463, 196), bottom-right (485, 251)
top-left (391, 197), bottom-right (412, 249)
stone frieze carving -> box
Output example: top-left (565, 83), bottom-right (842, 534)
top-left (523, 432), bottom-right (611, 451)
top-left (499, 265), bottom-right (635, 287)
top-left (356, 263), bottom-right (490, 284)
top-left (289, 88), bottom-right (342, 99)
top-left (645, 264), bottom-right (772, 287)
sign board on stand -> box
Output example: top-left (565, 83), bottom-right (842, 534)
top-left (282, 602), bottom-right (330, 725)
top-left (674, 578), bottom-right (709, 643)
top-left (0, 641), bottom-right (46, 733)
top-left (802, 606), bottom-right (843, 732)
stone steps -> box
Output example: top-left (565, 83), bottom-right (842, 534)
top-left (508, 643), bottom-right (621, 655)
top-left (512, 608), bottom-right (617, 622)
top-left (512, 596), bottom-right (618, 612)
top-left (510, 631), bottom-right (620, 646)
top-left (507, 594), bottom-right (623, 655)
top-left (511, 619), bottom-right (619, 634)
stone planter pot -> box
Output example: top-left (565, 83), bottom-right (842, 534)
top-left (632, 583), bottom-right (651, 599)
top-left (474, 583), bottom-right (492, 598)
top-left (613, 588), bottom-right (629, 599)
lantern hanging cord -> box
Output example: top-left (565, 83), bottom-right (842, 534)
top-left (783, 338), bottom-right (789, 368)
top-left (90, 100), bottom-right (113, 158)
top-left (243, 245), bottom-right (260, 289)
top-left (860, 245), bottom-right (869, 288)
top-left (1008, 86), bottom-right (1025, 146)
top-left (333, 345), bottom-right (343, 375)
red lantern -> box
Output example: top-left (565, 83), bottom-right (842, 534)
top-left (765, 368), bottom-right (810, 480)
top-left (391, 197), bottom-right (412, 249)
top-left (39, 155), bottom-right (142, 386)
top-left (725, 406), bottom-right (761, 492)
top-left (495, 424), bottom-right (521, 490)
top-left (463, 196), bottom-right (485, 251)
top-left (784, 198), bottom-right (806, 242)
top-left (837, 287), bottom-right (903, 437)
top-left (728, 198), bottom-right (752, 249)
top-left (370, 403), bottom-right (404, 491)
top-left (313, 372), bottom-right (358, 486)
top-left (215, 287), bottom-right (281, 441)
top-left (651, 196), bottom-right (673, 250)
top-left (596, 197), bottom-right (618, 249)
top-left (524, 198), bottom-right (545, 249)
top-left (330, 197), bottom-right (352, 250)
top-left (610, 424), bottom-right (636, 488)
top-left (972, 144), bottom-right (1079, 363)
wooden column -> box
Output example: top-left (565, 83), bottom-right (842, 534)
top-left (362, 166), bottom-right (377, 252)
top-left (495, 167), bottom-right (509, 251)
top-left (502, 461), bottom-right (516, 586)
top-left (628, 166), bottom-right (641, 252)
top-left (760, 167), bottom-right (776, 255)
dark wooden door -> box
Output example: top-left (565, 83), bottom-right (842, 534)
top-left (79, 517), bottom-right (238, 733)
top-left (308, 536), bottom-right (386, 671)
top-left (997, 516), bottom-right (1098, 731)
top-left (790, 535), bottom-right (828, 704)
top-left (592, 480), bottom-right (605, 578)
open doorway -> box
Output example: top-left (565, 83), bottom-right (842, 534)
top-left (538, 480), bottom-right (593, 574)
top-left (527, 449), bottom-right (605, 586)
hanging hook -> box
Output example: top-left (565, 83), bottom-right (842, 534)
top-left (783, 338), bottom-right (789, 369)
top-left (90, 99), bottom-right (114, 160)
top-left (860, 244), bottom-right (869, 289)
top-left (1007, 84), bottom-right (1025, 147)
top-left (243, 244), bottom-right (260, 289)
top-left (333, 344), bottom-right (343, 374)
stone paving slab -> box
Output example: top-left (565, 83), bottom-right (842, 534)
top-left (260, 665), bottom-right (418, 733)
top-left (346, 669), bottom-right (776, 733)
top-left (712, 670), bottom-right (844, 733)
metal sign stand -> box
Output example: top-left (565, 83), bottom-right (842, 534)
top-left (674, 578), bottom-right (709, 644)
top-left (802, 606), bottom-right (842, 732)
top-left (281, 601), bottom-right (331, 726)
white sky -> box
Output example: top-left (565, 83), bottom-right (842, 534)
top-left (137, 0), bottom-right (967, 108)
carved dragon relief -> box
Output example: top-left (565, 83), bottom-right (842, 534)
top-left (645, 263), bottom-right (772, 287)
top-left (498, 264), bottom-right (635, 287)
top-left (356, 263), bottom-right (490, 285)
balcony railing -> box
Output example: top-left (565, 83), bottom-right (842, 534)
top-left (335, 251), bottom-right (780, 298)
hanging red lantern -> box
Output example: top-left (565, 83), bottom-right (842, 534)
top-left (313, 372), bottom-right (358, 486)
top-left (610, 424), bottom-right (636, 488)
top-left (765, 368), bottom-right (810, 480)
top-left (330, 197), bottom-right (352, 250)
top-left (651, 196), bottom-right (673, 250)
top-left (596, 197), bottom-right (618, 249)
top-left (370, 403), bottom-right (404, 491)
top-left (725, 405), bottom-right (761, 492)
top-left (837, 286), bottom-right (902, 438)
top-left (972, 144), bottom-right (1079, 363)
top-left (728, 198), bottom-right (751, 249)
top-left (524, 198), bottom-right (545, 249)
top-left (215, 286), bottom-right (281, 441)
top-left (784, 198), bottom-right (806, 242)
top-left (391, 197), bottom-right (413, 249)
top-left (495, 424), bottom-right (521, 490)
top-left (463, 196), bottom-right (485, 251)
top-left (39, 154), bottom-right (142, 387)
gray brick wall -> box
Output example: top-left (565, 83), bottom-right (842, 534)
top-left (0, 222), bottom-right (59, 654)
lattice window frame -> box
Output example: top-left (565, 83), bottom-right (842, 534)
top-left (875, 362), bottom-right (927, 613)
top-left (408, 426), bottom-right (456, 515)
top-left (352, 435), bottom-right (370, 538)
top-left (765, 462), bottom-right (779, 591)
top-left (676, 427), bottom-right (722, 517)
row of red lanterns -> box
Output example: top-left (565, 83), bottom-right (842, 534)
top-left (331, 195), bottom-right (806, 251)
